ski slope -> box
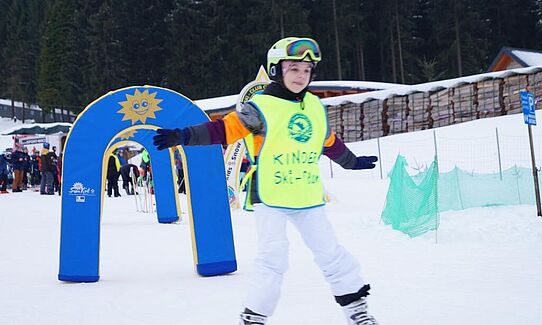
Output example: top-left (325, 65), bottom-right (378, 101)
top-left (0, 115), bottom-right (541, 324)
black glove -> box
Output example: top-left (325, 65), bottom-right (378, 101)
top-left (352, 156), bottom-right (378, 170)
top-left (153, 128), bottom-right (185, 151)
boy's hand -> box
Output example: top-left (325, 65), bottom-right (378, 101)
top-left (153, 128), bottom-right (185, 150)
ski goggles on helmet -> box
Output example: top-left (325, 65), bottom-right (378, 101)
top-left (285, 38), bottom-right (321, 62)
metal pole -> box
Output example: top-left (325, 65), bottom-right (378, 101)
top-left (527, 124), bottom-right (542, 216)
top-left (433, 130), bottom-right (439, 167)
top-left (495, 128), bottom-right (503, 180)
top-left (433, 130), bottom-right (439, 244)
top-left (435, 171), bottom-right (439, 245)
top-left (377, 137), bottom-right (383, 179)
top-left (131, 170), bottom-right (139, 211)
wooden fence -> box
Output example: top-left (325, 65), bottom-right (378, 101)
top-left (326, 68), bottom-right (542, 142)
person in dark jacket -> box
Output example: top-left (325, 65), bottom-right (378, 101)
top-left (50, 146), bottom-right (59, 193)
top-left (40, 142), bottom-right (55, 195)
top-left (11, 143), bottom-right (26, 192)
top-left (0, 151), bottom-right (9, 193)
top-left (120, 163), bottom-right (139, 195)
top-left (30, 151), bottom-right (41, 188)
top-left (57, 152), bottom-right (63, 195)
top-left (21, 146), bottom-right (30, 190)
top-left (173, 148), bottom-right (185, 194)
top-left (107, 152), bottom-right (121, 197)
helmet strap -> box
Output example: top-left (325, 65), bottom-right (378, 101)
top-left (269, 62), bottom-right (282, 82)
top-left (271, 60), bottom-right (317, 84)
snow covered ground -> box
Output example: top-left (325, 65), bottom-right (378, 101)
top-left (1, 115), bottom-right (542, 324)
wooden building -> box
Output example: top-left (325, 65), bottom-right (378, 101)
top-left (323, 67), bottom-right (542, 142)
top-left (488, 47), bottom-right (542, 72)
top-left (196, 80), bottom-right (402, 120)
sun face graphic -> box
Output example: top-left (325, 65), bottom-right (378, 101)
top-left (72, 182), bottom-right (84, 191)
top-left (117, 89), bottom-right (163, 124)
top-left (117, 129), bottom-right (137, 140)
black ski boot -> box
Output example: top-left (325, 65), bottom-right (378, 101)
top-left (343, 297), bottom-right (378, 325)
top-left (239, 308), bottom-right (267, 325)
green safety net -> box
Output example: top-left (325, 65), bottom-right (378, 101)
top-left (381, 155), bottom-right (440, 238)
top-left (381, 154), bottom-right (540, 237)
top-left (438, 165), bottom-right (538, 211)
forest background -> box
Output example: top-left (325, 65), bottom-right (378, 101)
top-left (2, 0), bottom-right (542, 116)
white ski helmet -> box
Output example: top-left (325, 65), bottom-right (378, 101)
top-left (267, 37), bottom-right (321, 81)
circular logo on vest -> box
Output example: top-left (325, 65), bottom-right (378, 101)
top-left (288, 113), bottom-right (313, 143)
top-left (241, 83), bottom-right (267, 103)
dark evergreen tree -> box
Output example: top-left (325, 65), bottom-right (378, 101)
top-left (166, 0), bottom-right (220, 98)
top-left (271, 0), bottom-right (311, 39)
top-left (411, 0), bottom-right (443, 81)
top-left (37, 0), bottom-right (82, 117)
top-left (167, 0), bottom-right (283, 98)
top-left (119, 0), bottom-right (173, 86)
top-left (362, 0), bottom-right (397, 82)
top-left (392, 0), bottom-right (419, 84)
top-left (3, 0), bottom-right (27, 102)
top-left (324, 0), bottom-right (363, 80)
top-left (332, 0), bottom-right (416, 83)
top-left (3, 0), bottom-right (542, 108)
top-left (87, 0), bottom-right (125, 99)
top-left (211, 0), bottom-right (280, 95)
top-left (334, 0), bottom-right (364, 80)
top-left (75, 0), bottom-right (105, 107)
top-left (0, 0), bottom-right (15, 98)
top-left (305, 0), bottom-right (336, 80)
top-left (87, 0), bottom-right (173, 100)
top-left (3, 0), bottom-right (46, 105)
top-left (425, 0), bottom-right (489, 79)
top-left (486, 0), bottom-right (541, 57)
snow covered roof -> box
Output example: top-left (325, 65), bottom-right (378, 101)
top-left (2, 80), bottom-right (404, 114)
top-left (308, 80), bottom-right (401, 91)
top-left (510, 49), bottom-right (542, 66)
top-left (10, 66), bottom-right (537, 115)
top-left (321, 66), bottom-right (542, 107)
top-left (488, 47), bottom-right (542, 72)
top-left (194, 94), bottom-right (238, 112)
top-left (1, 122), bottom-right (72, 135)
top-left (194, 80), bottom-right (402, 112)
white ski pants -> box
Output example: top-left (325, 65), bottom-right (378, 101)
top-left (245, 204), bottom-right (365, 316)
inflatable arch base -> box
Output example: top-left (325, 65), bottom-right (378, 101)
top-left (58, 86), bottom-right (237, 282)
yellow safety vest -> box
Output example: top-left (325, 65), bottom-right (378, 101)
top-left (248, 93), bottom-right (327, 209)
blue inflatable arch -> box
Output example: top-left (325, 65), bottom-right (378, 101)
top-left (106, 126), bottom-right (181, 223)
top-left (59, 86), bottom-right (237, 282)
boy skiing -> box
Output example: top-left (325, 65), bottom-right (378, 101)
top-left (153, 37), bottom-right (378, 325)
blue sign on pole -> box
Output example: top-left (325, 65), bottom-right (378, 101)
top-left (520, 91), bottom-right (536, 125)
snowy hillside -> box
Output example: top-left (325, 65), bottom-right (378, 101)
top-left (1, 113), bottom-right (542, 324)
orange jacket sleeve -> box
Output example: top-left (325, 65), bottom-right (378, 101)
top-left (222, 112), bottom-right (252, 144)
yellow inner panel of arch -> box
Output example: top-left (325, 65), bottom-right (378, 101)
top-left (100, 125), bottom-right (183, 223)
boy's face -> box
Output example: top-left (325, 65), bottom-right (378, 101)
top-left (281, 61), bottom-right (312, 94)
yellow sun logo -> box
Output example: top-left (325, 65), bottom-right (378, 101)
top-left (118, 129), bottom-right (137, 140)
top-left (117, 89), bottom-right (163, 124)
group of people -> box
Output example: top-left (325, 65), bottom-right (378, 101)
top-left (105, 148), bottom-right (147, 198)
top-left (0, 141), bottom-right (61, 195)
top-left (0, 143), bottom-right (155, 198)
top-left (105, 147), bottom-right (186, 198)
